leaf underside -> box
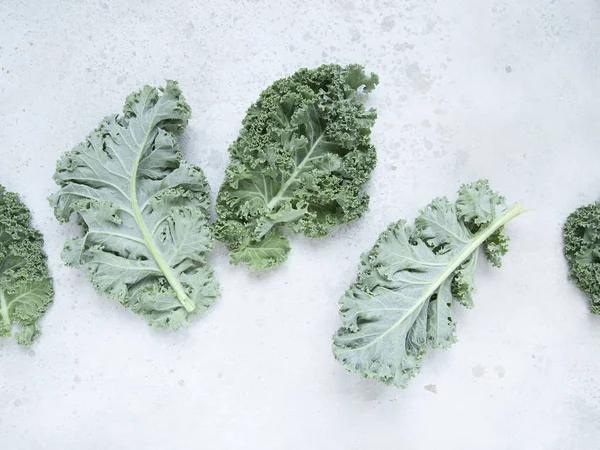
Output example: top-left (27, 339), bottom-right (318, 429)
top-left (51, 81), bottom-right (219, 330)
top-left (333, 180), bottom-right (522, 388)
top-left (0, 185), bottom-right (53, 345)
top-left (214, 64), bottom-right (379, 271)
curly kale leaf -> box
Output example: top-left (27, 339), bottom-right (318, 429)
top-left (214, 64), bottom-right (379, 271)
top-left (0, 185), bottom-right (53, 345)
top-left (333, 180), bottom-right (524, 388)
top-left (563, 202), bottom-right (600, 314)
top-left (50, 81), bottom-right (218, 330)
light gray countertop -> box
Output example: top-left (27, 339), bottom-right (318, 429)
top-left (1, 1), bottom-right (599, 448)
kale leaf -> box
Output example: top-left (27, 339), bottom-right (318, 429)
top-left (214, 64), bottom-right (379, 270)
top-left (50, 81), bottom-right (218, 330)
top-left (563, 201), bottom-right (600, 314)
top-left (0, 185), bottom-right (53, 345)
top-left (333, 180), bottom-right (524, 387)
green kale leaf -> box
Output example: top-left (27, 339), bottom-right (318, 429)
top-left (563, 201), bottom-right (600, 314)
top-left (214, 64), bottom-right (379, 271)
top-left (333, 180), bottom-right (524, 387)
top-left (0, 185), bottom-right (53, 345)
top-left (50, 81), bottom-right (218, 330)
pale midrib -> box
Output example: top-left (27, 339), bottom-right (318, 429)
top-left (266, 134), bottom-right (325, 210)
top-left (342, 203), bottom-right (525, 353)
top-left (129, 113), bottom-right (195, 313)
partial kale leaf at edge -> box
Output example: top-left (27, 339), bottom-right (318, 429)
top-left (50, 81), bottom-right (219, 330)
top-left (0, 185), bottom-right (53, 345)
top-left (563, 201), bottom-right (600, 315)
top-left (332, 180), bottom-right (524, 388)
top-left (214, 64), bottom-right (379, 271)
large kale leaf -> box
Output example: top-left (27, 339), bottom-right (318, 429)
top-left (50, 81), bottom-right (218, 330)
top-left (215, 64), bottom-right (379, 271)
top-left (333, 180), bottom-right (524, 387)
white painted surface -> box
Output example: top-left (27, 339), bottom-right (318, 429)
top-left (1, 1), bottom-right (599, 448)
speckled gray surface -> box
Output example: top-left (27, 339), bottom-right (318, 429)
top-left (1, 1), bottom-right (600, 448)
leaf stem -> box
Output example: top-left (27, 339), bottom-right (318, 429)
top-left (129, 127), bottom-right (196, 313)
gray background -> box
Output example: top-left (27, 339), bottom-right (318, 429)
top-left (1, 0), bottom-right (599, 448)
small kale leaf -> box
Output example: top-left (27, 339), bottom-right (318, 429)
top-left (50, 81), bottom-right (219, 330)
top-left (0, 185), bottom-right (53, 345)
top-left (333, 180), bottom-right (524, 387)
top-left (214, 64), bottom-right (379, 271)
top-left (563, 201), bottom-right (600, 314)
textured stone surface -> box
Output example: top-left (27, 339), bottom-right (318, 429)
top-left (1, 1), bottom-right (599, 448)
